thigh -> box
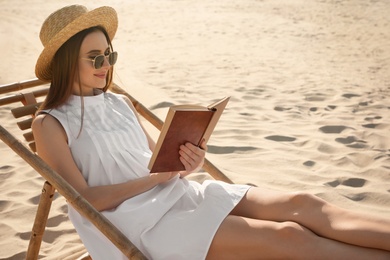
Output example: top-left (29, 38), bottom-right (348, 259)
top-left (230, 186), bottom-right (308, 221)
top-left (230, 187), bottom-right (390, 253)
top-left (206, 215), bottom-right (309, 260)
top-left (206, 215), bottom-right (389, 260)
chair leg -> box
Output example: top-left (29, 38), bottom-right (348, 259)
top-left (26, 181), bottom-right (55, 260)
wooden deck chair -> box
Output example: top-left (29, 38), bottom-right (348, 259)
top-left (0, 78), bottom-right (233, 259)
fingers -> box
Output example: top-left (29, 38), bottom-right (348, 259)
top-left (179, 142), bottom-right (206, 174)
top-left (179, 143), bottom-right (204, 164)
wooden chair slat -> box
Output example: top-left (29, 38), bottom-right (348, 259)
top-left (29, 142), bottom-right (36, 153)
top-left (17, 118), bottom-right (33, 130)
top-left (11, 103), bottom-right (41, 118)
top-left (0, 79), bottom-right (48, 94)
top-left (23, 131), bottom-right (34, 142)
top-left (0, 94), bottom-right (27, 106)
top-left (0, 89), bottom-right (49, 106)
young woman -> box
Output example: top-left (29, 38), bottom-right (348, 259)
top-left (32, 5), bottom-right (390, 260)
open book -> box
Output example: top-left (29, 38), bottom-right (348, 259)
top-left (148, 96), bottom-right (230, 173)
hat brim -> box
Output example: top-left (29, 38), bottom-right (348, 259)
top-left (35, 6), bottom-right (118, 81)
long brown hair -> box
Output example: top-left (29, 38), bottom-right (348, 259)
top-left (40, 26), bottom-right (114, 110)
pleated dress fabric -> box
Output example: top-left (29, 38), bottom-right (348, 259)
top-left (42, 91), bottom-right (250, 260)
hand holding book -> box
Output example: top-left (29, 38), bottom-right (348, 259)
top-left (178, 139), bottom-right (207, 178)
top-left (148, 97), bottom-right (230, 173)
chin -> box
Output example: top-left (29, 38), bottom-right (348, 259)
top-left (95, 79), bottom-right (107, 88)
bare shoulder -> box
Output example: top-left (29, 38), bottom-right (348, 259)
top-left (32, 113), bottom-right (60, 131)
top-left (32, 113), bottom-right (67, 140)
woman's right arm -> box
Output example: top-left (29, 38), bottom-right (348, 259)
top-left (32, 114), bottom-right (177, 211)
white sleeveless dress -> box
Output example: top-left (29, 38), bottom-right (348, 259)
top-left (43, 91), bottom-right (250, 260)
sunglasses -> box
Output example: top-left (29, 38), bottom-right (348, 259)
top-left (81, 51), bottom-right (118, 69)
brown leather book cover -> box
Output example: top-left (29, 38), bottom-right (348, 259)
top-left (148, 97), bottom-right (230, 173)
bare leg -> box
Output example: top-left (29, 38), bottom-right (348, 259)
top-left (230, 187), bottom-right (390, 251)
top-left (207, 215), bottom-right (390, 260)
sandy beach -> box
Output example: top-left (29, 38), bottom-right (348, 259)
top-left (1, 0), bottom-right (389, 259)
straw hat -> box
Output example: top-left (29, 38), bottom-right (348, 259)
top-left (35, 5), bottom-right (118, 81)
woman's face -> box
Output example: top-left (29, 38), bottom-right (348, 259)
top-left (75, 30), bottom-right (111, 96)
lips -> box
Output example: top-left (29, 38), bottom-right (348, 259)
top-left (94, 72), bottom-right (107, 79)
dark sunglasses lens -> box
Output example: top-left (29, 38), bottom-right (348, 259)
top-left (92, 52), bottom-right (117, 69)
top-left (94, 55), bottom-right (105, 69)
top-left (109, 52), bottom-right (118, 66)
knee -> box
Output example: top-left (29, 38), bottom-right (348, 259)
top-left (277, 221), bottom-right (314, 244)
top-left (288, 191), bottom-right (327, 212)
top-left (290, 191), bottom-right (320, 204)
top-left (276, 221), bottom-right (323, 258)
top-left (290, 192), bottom-right (326, 208)
top-left (278, 221), bottom-right (305, 238)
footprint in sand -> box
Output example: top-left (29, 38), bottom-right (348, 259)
top-left (346, 142), bottom-right (368, 149)
top-left (342, 178), bottom-right (367, 187)
top-left (361, 113), bottom-right (385, 129)
top-left (325, 105), bottom-right (337, 111)
top-left (309, 105), bottom-right (336, 113)
top-left (335, 136), bottom-right (368, 149)
top-left (326, 177), bottom-right (367, 188)
top-left (344, 193), bottom-right (366, 201)
top-left (362, 123), bottom-right (379, 129)
top-left (319, 125), bottom-right (352, 134)
top-left (364, 116), bottom-right (382, 121)
top-left (274, 106), bottom-right (291, 111)
top-left (303, 160), bottom-right (316, 167)
top-left (304, 93), bottom-right (327, 101)
top-left (342, 93), bottom-right (361, 99)
top-left (264, 135), bottom-right (296, 142)
top-left (239, 112), bottom-right (254, 116)
top-left (335, 136), bottom-right (358, 144)
top-left (207, 145), bottom-right (257, 154)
